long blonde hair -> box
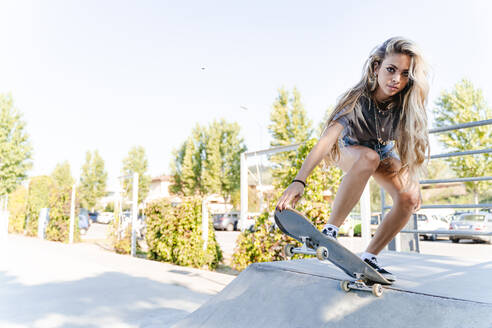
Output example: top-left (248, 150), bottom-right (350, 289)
top-left (323, 37), bottom-right (430, 188)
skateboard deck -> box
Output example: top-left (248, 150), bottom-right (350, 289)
top-left (274, 208), bottom-right (392, 296)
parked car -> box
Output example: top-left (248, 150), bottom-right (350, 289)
top-left (213, 212), bottom-right (240, 231)
top-left (97, 212), bottom-right (114, 224)
top-left (340, 213), bottom-right (382, 237)
top-left (88, 211), bottom-right (99, 223)
top-left (79, 208), bottom-right (90, 235)
top-left (242, 213), bottom-right (265, 232)
top-left (415, 212), bottom-right (449, 241)
top-left (449, 212), bottom-right (492, 244)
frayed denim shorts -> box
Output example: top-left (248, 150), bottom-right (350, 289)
top-left (341, 135), bottom-right (399, 161)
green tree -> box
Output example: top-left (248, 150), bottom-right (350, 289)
top-left (202, 125), bottom-right (221, 195)
top-left (79, 150), bottom-right (107, 211)
top-left (215, 119), bottom-right (247, 204)
top-left (172, 135), bottom-right (199, 196)
top-left (269, 87), bottom-right (313, 185)
top-left (51, 161), bottom-right (74, 189)
top-left (122, 146), bottom-right (151, 205)
top-left (171, 120), bottom-right (246, 202)
top-left (433, 79), bottom-right (492, 204)
top-left (0, 94), bottom-right (33, 195)
top-left (232, 139), bottom-right (343, 271)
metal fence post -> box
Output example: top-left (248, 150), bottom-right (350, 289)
top-left (69, 184), bottom-right (76, 244)
top-left (131, 172), bottom-right (138, 257)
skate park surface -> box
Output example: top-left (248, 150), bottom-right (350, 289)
top-left (175, 252), bottom-right (492, 328)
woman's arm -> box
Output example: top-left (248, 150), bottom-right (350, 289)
top-left (276, 122), bottom-right (344, 210)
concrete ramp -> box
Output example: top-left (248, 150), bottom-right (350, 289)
top-left (174, 252), bottom-right (492, 328)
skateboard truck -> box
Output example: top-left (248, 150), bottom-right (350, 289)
top-left (341, 273), bottom-right (384, 297)
top-left (283, 237), bottom-right (330, 260)
top-left (283, 237), bottom-right (317, 257)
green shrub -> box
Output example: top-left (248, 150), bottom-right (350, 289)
top-left (354, 223), bottom-right (361, 236)
top-left (25, 176), bottom-right (56, 236)
top-left (45, 186), bottom-right (80, 243)
top-left (108, 209), bottom-right (138, 255)
top-left (144, 197), bottom-right (222, 270)
top-left (7, 185), bottom-right (28, 234)
top-left (231, 139), bottom-right (343, 271)
top-left (113, 225), bottom-right (132, 254)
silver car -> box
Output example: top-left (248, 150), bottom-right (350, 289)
top-left (213, 212), bottom-right (240, 231)
top-left (449, 212), bottom-right (492, 244)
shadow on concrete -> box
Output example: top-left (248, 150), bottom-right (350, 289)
top-left (174, 254), bottom-right (492, 328)
top-left (0, 269), bottom-right (211, 327)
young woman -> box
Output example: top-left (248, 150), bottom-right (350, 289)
top-left (276, 37), bottom-right (430, 281)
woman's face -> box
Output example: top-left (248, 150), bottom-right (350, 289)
top-left (374, 53), bottom-right (411, 101)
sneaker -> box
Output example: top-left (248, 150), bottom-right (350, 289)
top-left (363, 257), bottom-right (396, 282)
top-left (321, 227), bottom-right (337, 240)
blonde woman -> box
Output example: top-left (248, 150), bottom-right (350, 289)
top-left (276, 37), bottom-right (430, 281)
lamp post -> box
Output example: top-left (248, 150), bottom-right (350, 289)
top-left (239, 105), bottom-right (266, 215)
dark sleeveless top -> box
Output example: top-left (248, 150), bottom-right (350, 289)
top-left (333, 95), bottom-right (401, 143)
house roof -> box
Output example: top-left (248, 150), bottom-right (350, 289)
top-left (151, 175), bottom-right (172, 183)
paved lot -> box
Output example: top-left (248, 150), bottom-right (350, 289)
top-left (0, 234), bottom-right (235, 328)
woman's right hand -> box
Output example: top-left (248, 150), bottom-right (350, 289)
top-left (276, 182), bottom-right (305, 211)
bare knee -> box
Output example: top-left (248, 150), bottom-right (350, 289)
top-left (352, 149), bottom-right (380, 173)
top-left (396, 191), bottom-right (420, 213)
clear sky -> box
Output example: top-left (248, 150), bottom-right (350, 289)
top-left (0, 0), bottom-right (491, 188)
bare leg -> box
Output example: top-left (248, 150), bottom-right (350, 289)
top-left (327, 146), bottom-right (381, 227)
top-left (365, 158), bottom-right (420, 255)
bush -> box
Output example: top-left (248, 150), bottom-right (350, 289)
top-left (112, 225), bottom-right (132, 254)
top-left (144, 197), bottom-right (222, 270)
top-left (231, 139), bottom-right (343, 271)
top-left (108, 209), bottom-right (138, 255)
top-left (45, 186), bottom-right (80, 243)
top-left (232, 204), bottom-right (330, 271)
top-left (7, 185), bottom-right (28, 234)
top-left (25, 176), bottom-right (56, 236)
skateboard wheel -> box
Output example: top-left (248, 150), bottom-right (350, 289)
top-left (283, 244), bottom-right (295, 258)
top-left (316, 246), bottom-right (329, 261)
top-left (372, 284), bottom-right (383, 297)
top-left (341, 280), bottom-right (350, 292)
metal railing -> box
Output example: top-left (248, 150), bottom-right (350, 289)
top-left (381, 119), bottom-right (492, 249)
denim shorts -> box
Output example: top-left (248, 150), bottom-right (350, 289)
top-left (341, 135), bottom-right (399, 161)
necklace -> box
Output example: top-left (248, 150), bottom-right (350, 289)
top-left (372, 98), bottom-right (390, 146)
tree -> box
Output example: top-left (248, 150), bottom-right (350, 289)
top-left (122, 146), bottom-right (151, 205)
top-left (268, 87), bottom-right (313, 186)
top-left (171, 120), bottom-right (246, 203)
top-left (214, 119), bottom-right (246, 204)
top-left (51, 161), bottom-right (74, 189)
top-left (79, 150), bottom-right (107, 211)
top-left (433, 79), bottom-right (492, 205)
top-left (202, 124), bottom-right (222, 195)
top-left (0, 93), bottom-right (33, 195)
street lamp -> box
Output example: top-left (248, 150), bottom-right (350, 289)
top-left (239, 105), bottom-right (265, 213)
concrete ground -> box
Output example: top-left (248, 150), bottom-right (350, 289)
top-left (0, 234), bottom-right (235, 328)
top-left (176, 254), bottom-right (492, 328)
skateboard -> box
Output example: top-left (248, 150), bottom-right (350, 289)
top-left (274, 208), bottom-right (392, 297)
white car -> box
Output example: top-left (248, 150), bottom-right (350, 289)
top-left (416, 213), bottom-right (449, 241)
top-left (449, 212), bottom-right (492, 244)
top-left (97, 212), bottom-right (114, 224)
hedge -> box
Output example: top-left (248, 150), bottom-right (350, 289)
top-left (144, 197), bottom-right (222, 270)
